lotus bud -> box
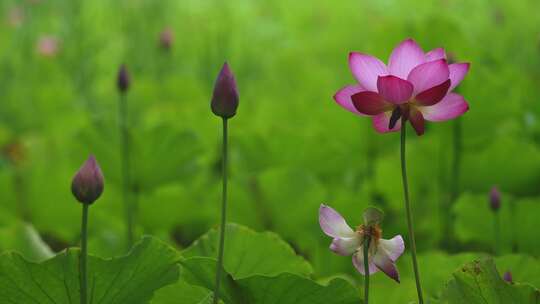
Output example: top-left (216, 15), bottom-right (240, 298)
top-left (71, 155), bottom-right (104, 205)
top-left (117, 64), bottom-right (130, 93)
top-left (159, 27), bottom-right (173, 50)
top-left (503, 271), bottom-right (513, 283)
top-left (211, 62), bottom-right (239, 119)
top-left (489, 186), bottom-right (501, 212)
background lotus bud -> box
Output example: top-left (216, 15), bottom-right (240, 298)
top-left (489, 186), bottom-right (501, 212)
top-left (211, 62), bottom-right (239, 119)
top-left (36, 35), bottom-right (59, 57)
top-left (159, 27), bottom-right (173, 50)
top-left (71, 155), bottom-right (104, 205)
top-left (503, 271), bottom-right (513, 283)
top-left (117, 64), bottom-right (130, 93)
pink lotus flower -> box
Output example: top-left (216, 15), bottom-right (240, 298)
top-left (319, 204), bottom-right (404, 282)
top-left (334, 38), bottom-right (470, 135)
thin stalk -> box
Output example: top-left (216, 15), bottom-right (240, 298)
top-left (450, 118), bottom-right (462, 204)
top-left (400, 124), bottom-right (424, 304)
top-left (213, 118), bottom-right (229, 304)
top-left (494, 212), bottom-right (500, 255)
top-left (119, 92), bottom-right (134, 249)
top-left (510, 200), bottom-right (518, 253)
top-left (363, 236), bottom-right (371, 304)
top-left (447, 117), bottom-right (462, 247)
top-left (80, 204), bottom-right (89, 304)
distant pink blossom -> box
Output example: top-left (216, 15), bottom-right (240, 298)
top-left (7, 7), bottom-right (25, 28)
top-left (36, 35), bottom-right (60, 57)
top-left (319, 204), bottom-right (404, 282)
top-left (334, 38), bottom-right (470, 135)
top-left (159, 27), bottom-right (173, 50)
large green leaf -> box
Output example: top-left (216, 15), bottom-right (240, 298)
top-left (153, 257), bottom-right (361, 304)
top-left (438, 258), bottom-right (540, 304)
top-left (0, 236), bottom-right (180, 304)
top-left (0, 222), bottom-right (54, 262)
top-left (183, 223), bottom-right (312, 278)
top-left (151, 281), bottom-right (213, 304)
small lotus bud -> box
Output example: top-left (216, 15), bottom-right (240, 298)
top-left (117, 64), bottom-right (130, 93)
top-left (489, 186), bottom-right (501, 212)
top-left (363, 207), bottom-right (384, 226)
top-left (159, 27), bottom-right (173, 50)
top-left (71, 155), bottom-right (104, 205)
top-left (211, 62), bottom-right (239, 119)
top-left (503, 271), bottom-right (513, 283)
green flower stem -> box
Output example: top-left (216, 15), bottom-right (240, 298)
top-left (214, 118), bottom-right (229, 304)
top-left (494, 211), bottom-right (501, 255)
top-left (119, 92), bottom-right (135, 249)
top-left (363, 236), bottom-right (371, 304)
top-left (80, 204), bottom-right (89, 304)
top-left (448, 117), bottom-right (462, 244)
top-left (400, 124), bottom-right (424, 304)
top-left (510, 200), bottom-right (518, 253)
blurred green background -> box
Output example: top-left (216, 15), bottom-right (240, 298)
top-left (1, 0), bottom-right (540, 301)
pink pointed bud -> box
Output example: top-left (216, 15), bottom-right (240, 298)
top-left (489, 186), bottom-right (501, 212)
top-left (71, 155), bottom-right (104, 205)
top-left (211, 62), bottom-right (239, 119)
top-left (159, 27), bottom-right (173, 50)
top-left (117, 64), bottom-right (130, 93)
top-left (503, 271), bottom-right (513, 283)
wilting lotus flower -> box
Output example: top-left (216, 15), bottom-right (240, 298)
top-left (319, 204), bottom-right (404, 282)
top-left (334, 38), bottom-right (470, 135)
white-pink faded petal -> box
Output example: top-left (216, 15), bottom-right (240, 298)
top-left (349, 52), bottom-right (388, 92)
top-left (352, 251), bottom-right (378, 275)
top-left (388, 38), bottom-right (425, 79)
top-left (333, 84), bottom-right (368, 116)
top-left (372, 251), bottom-right (400, 282)
top-left (448, 63), bottom-right (470, 91)
top-left (378, 235), bottom-right (405, 262)
top-left (407, 59), bottom-right (450, 95)
top-left (319, 204), bottom-right (355, 238)
top-left (372, 112), bottom-right (402, 133)
top-left (330, 237), bottom-right (361, 256)
top-left (420, 93), bottom-right (469, 122)
top-left (425, 48), bottom-right (446, 62)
